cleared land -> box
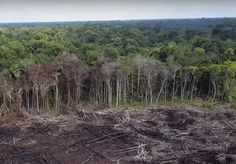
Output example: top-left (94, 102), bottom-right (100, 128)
top-left (0, 107), bottom-right (236, 164)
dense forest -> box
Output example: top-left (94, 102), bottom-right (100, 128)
top-left (0, 18), bottom-right (236, 112)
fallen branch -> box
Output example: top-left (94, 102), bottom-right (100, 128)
top-left (81, 153), bottom-right (94, 164)
top-left (81, 145), bottom-right (116, 162)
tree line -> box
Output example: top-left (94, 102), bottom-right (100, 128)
top-left (0, 19), bottom-right (236, 112)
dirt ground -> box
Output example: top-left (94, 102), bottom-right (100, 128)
top-left (0, 107), bottom-right (236, 164)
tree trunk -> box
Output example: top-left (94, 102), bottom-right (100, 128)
top-left (131, 74), bottom-right (134, 99)
top-left (156, 80), bottom-right (165, 104)
top-left (116, 74), bottom-right (119, 107)
top-left (172, 76), bottom-right (176, 104)
top-left (17, 89), bottom-right (22, 110)
top-left (67, 79), bottom-right (70, 106)
top-left (119, 80), bottom-right (122, 105)
top-left (76, 85), bottom-right (80, 105)
top-left (164, 82), bottom-right (167, 103)
top-left (36, 87), bottom-right (39, 112)
top-left (27, 91), bottom-right (30, 110)
top-left (181, 74), bottom-right (189, 102)
top-left (107, 80), bottom-right (112, 107)
top-left (148, 74), bottom-right (153, 105)
top-left (210, 77), bottom-right (217, 102)
top-left (145, 90), bottom-right (148, 106)
top-left (137, 68), bottom-right (140, 95)
top-left (190, 75), bottom-right (196, 102)
top-left (123, 75), bottom-right (127, 103)
top-left (55, 84), bottom-right (59, 111)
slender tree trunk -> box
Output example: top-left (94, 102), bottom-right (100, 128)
top-left (107, 80), bottom-right (112, 107)
top-left (156, 80), bottom-right (165, 104)
top-left (164, 82), bottom-right (167, 103)
top-left (97, 82), bottom-right (100, 104)
top-left (55, 84), bottom-right (59, 111)
top-left (145, 90), bottom-right (148, 106)
top-left (210, 77), bottom-right (217, 102)
top-left (36, 87), bottom-right (39, 112)
top-left (190, 75), bottom-right (196, 102)
top-left (46, 95), bottom-right (49, 111)
top-left (123, 75), bottom-right (127, 103)
top-left (194, 79), bottom-right (199, 99)
top-left (17, 89), bottom-right (22, 110)
top-left (181, 74), bottom-right (189, 102)
top-left (27, 91), bottom-right (30, 110)
top-left (206, 78), bottom-right (211, 100)
top-left (67, 79), bottom-right (70, 106)
top-left (172, 75), bottom-right (176, 104)
top-left (147, 74), bottom-right (153, 105)
top-left (101, 84), bottom-right (104, 104)
top-left (137, 68), bottom-right (140, 95)
top-left (116, 74), bottom-right (119, 107)
top-left (119, 80), bottom-right (122, 104)
top-left (126, 75), bottom-right (129, 101)
top-left (131, 74), bottom-right (134, 98)
top-left (89, 84), bottom-right (93, 103)
top-left (76, 85), bottom-right (80, 105)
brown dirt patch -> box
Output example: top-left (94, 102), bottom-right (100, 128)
top-left (0, 108), bottom-right (235, 164)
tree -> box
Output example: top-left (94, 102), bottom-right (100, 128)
top-left (156, 63), bottom-right (170, 104)
top-left (142, 57), bottom-right (159, 105)
top-left (119, 56), bottom-right (135, 104)
top-left (58, 52), bottom-right (89, 106)
top-left (166, 56), bottom-right (181, 104)
top-left (205, 64), bottom-right (223, 102)
top-left (100, 59), bottom-right (115, 107)
top-left (133, 54), bottom-right (144, 96)
top-left (224, 48), bottom-right (235, 60)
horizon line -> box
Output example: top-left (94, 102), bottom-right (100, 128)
top-left (0, 17), bottom-right (236, 24)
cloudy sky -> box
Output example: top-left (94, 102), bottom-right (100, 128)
top-left (0, 0), bottom-right (235, 23)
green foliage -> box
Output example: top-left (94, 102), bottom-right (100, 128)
top-left (0, 19), bottom-right (235, 72)
top-left (0, 19), bottom-right (236, 106)
top-left (224, 60), bottom-right (236, 77)
top-left (224, 48), bottom-right (235, 60)
top-left (33, 53), bottom-right (51, 64)
top-left (194, 47), bottom-right (205, 56)
top-left (228, 86), bottom-right (236, 103)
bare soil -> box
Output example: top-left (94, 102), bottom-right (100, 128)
top-left (0, 107), bottom-right (236, 164)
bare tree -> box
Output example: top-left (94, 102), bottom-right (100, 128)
top-left (156, 63), bottom-right (170, 104)
top-left (133, 54), bottom-right (144, 96)
top-left (100, 58), bottom-right (115, 107)
top-left (60, 53), bottom-right (89, 106)
top-left (142, 57), bottom-right (159, 105)
top-left (26, 63), bottom-right (56, 111)
top-left (166, 56), bottom-right (181, 104)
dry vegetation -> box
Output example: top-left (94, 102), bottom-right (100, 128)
top-left (0, 107), bottom-right (235, 164)
top-left (0, 18), bottom-right (236, 164)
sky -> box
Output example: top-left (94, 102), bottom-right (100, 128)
top-left (0, 0), bottom-right (236, 23)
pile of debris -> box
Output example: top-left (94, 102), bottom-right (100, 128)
top-left (0, 107), bottom-right (235, 164)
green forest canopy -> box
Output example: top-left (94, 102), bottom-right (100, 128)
top-left (0, 18), bottom-right (236, 111)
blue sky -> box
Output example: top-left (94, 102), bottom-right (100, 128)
top-left (0, 0), bottom-right (236, 23)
